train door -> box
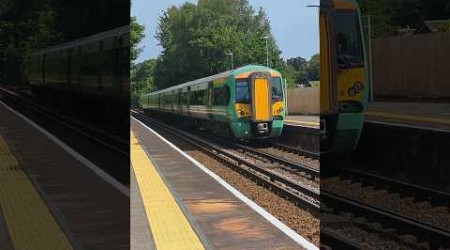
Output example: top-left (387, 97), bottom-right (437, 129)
top-left (250, 74), bottom-right (272, 122)
top-left (177, 89), bottom-right (182, 114)
top-left (98, 41), bottom-right (104, 93)
top-left (320, 0), bottom-right (338, 115)
top-left (42, 53), bottom-right (46, 85)
top-left (158, 93), bottom-right (161, 109)
top-left (67, 49), bottom-right (72, 85)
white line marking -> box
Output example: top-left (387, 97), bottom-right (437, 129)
top-left (365, 119), bottom-right (450, 133)
top-left (0, 100), bottom-right (129, 197)
top-left (131, 116), bottom-right (318, 250)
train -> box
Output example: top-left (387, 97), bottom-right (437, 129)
top-left (141, 65), bottom-right (287, 140)
top-left (28, 25), bottom-right (130, 106)
top-left (27, 26), bottom-right (130, 136)
top-left (320, 0), bottom-right (370, 154)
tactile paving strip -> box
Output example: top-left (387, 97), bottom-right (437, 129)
top-left (130, 131), bottom-right (205, 250)
top-left (0, 136), bottom-right (72, 249)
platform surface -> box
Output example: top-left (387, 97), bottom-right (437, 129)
top-left (285, 115), bottom-right (320, 129)
top-left (131, 116), bottom-right (312, 250)
top-left (366, 102), bottom-right (450, 132)
top-left (0, 99), bottom-right (129, 249)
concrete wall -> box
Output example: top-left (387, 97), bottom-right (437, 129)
top-left (372, 32), bottom-right (450, 98)
top-left (286, 87), bottom-right (320, 115)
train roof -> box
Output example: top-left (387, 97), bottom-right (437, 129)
top-left (147, 65), bottom-right (281, 96)
top-left (30, 25), bottom-right (129, 56)
top-left (334, 0), bottom-right (360, 10)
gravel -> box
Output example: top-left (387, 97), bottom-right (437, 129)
top-left (322, 177), bottom-right (450, 231)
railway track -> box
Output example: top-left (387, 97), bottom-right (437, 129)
top-left (132, 111), bottom-right (320, 212)
top-left (0, 87), bottom-right (129, 184)
top-left (197, 133), bottom-right (320, 180)
top-left (321, 168), bottom-right (450, 249)
top-left (340, 167), bottom-right (450, 206)
top-left (272, 143), bottom-right (319, 160)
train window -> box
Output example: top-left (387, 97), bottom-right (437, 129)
top-left (213, 86), bottom-right (230, 106)
top-left (270, 77), bottom-right (283, 102)
top-left (336, 11), bottom-right (364, 68)
top-left (191, 90), bottom-right (207, 105)
top-left (236, 80), bottom-right (250, 104)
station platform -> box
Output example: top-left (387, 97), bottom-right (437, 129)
top-left (130, 116), bottom-right (317, 250)
top-left (285, 115), bottom-right (320, 129)
top-left (366, 102), bottom-right (450, 132)
top-left (0, 99), bottom-right (129, 249)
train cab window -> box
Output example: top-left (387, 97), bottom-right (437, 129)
top-left (236, 80), bottom-right (250, 103)
top-left (270, 77), bottom-right (283, 102)
top-left (213, 86), bottom-right (230, 106)
top-left (336, 11), bottom-right (364, 68)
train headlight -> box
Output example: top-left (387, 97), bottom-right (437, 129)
top-left (277, 107), bottom-right (284, 113)
top-left (237, 109), bottom-right (245, 116)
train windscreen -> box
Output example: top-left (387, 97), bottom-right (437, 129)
top-left (335, 11), bottom-right (364, 68)
top-left (270, 77), bottom-right (283, 102)
top-left (236, 80), bottom-right (250, 103)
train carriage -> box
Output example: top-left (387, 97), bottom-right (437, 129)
top-left (27, 26), bottom-right (130, 136)
top-left (320, 0), bottom-right (370, 153)
top-left (142, 65), bottom-right (286, 140)
top-left (28, 25), bottom-right (130, 103)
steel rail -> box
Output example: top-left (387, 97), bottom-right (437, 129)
top-left (273, 143), bottom-right (320, 160)
top-left (235, 143), bottom-right (320, 179)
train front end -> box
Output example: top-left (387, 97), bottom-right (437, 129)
top-left (320, 0), bottom-right (369, 153)
top-left (229, 66), bottom-right (286, 140)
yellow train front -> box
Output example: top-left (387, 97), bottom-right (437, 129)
top-left (320, 0), bottom-right (370, 154)
top-left (141, 65), bottom-right (286, 140)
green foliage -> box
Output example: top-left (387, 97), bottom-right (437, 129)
top-left (432, 20), bottom-right (450, 32)
top-left (53, 0), bottom-right (129, 41)
top-left (282, 54), bottom-right (319, 88)
top-left (131, 16), bottom-right (146, 63)
top-left (131, 59), bottom-right (155, 108)
top-left (131, 59), bottom-right (155, 93)
top-left (153, 0), bottom-right (284, 90)
top-left (0, 0), bottom-right (60, 83)
top-left (357, 0), bottom-right (450, 37)
top-left (307, 54), bottom-right (320, 81)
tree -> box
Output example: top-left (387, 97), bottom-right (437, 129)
top-left (153, 0), bottom-right (284, 90)
top-left (53, 0), bottom-right (129, 41)
top-left (357, 0), bottom-right (450, 37)
top-left (131, 16), bottom-right (145, 63)
top-left (283, 55), bottom-right (319, 87)
top-left (0, 0), bottom-right (60, 83)
top-left (307, 54), bottom-right (320, 81)
top-left (131, 59), bottom-right (155, 93)
top-left (285, 56), bottom-right (308, 86)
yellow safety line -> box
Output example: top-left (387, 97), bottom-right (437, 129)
top-left (366, 111), bottom-right (450, 125)
top-left (130, 131), bottom-right (205, 250)
top-left (0, 136), bottom-right (72, 250)
top-left (285, 119), bottom-right (320, 126)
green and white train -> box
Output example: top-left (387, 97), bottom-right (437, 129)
top-left (141, 65), bottom-right (287, 139)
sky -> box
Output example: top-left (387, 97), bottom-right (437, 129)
top-left (131, 0), bottom-right (319, 63)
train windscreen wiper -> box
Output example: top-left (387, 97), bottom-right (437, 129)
top-left (337, 54), bottom-right (352, 69)
top-left (338, 54), bottom-right (364, 69)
